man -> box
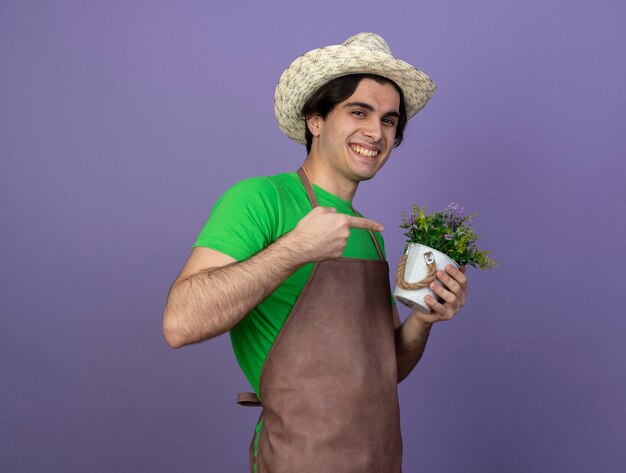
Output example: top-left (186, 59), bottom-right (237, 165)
top-left (163, 33), bottom-right (468, 472)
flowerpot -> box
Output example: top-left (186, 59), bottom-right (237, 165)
top-left (393, 243), bottom-right (459, 314)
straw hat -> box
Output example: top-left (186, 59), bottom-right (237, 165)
top-left (274, 32), bottom-right (436, 144)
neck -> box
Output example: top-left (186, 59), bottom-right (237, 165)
top-left (302, 156), bottom-right (359, 202)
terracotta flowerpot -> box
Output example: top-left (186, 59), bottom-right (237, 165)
top-left (394, 243), bottom-right (459, 313)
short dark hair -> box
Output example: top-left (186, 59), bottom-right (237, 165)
top-left (301, 74), bottom-right (407, 154)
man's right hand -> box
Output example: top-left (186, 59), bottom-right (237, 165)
top-left (285, 207), bottom-right (384, 263)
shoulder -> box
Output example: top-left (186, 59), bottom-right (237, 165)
top-left (221, 173), bottom-right (299, 200)
top-left (194, 174), bottom-right (296, 259)
top-left (222, 175), bottom-right (279, 198)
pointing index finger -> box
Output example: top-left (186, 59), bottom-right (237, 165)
top-left (346, 215), bottom-right (384, 232)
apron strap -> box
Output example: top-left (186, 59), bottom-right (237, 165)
top-left (237, 391), bottom-right (262, 407)
top-left (296, 166), bottom-right (319, 207)
top-left (296, 166), bottom-right (384, 261)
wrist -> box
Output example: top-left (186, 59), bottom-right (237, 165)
top-left (397, 311), bottom-right (432, 347)
top-left (270, 231), bottom-right (310, 269)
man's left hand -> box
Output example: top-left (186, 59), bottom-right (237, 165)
top-left (416, 265), bottom-right (468, 324)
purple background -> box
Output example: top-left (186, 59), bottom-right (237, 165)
top-left (2, 1), bottom-right (625, 471)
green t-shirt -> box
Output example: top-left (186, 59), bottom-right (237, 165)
top-left (194, 172), bottom-right (389, 395)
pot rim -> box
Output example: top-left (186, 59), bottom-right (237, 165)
top-left (404, 242), bottom-right (460, 268)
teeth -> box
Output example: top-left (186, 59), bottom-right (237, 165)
top-left (351, 145), bottom-right (379, 157)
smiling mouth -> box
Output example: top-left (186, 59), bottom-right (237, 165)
top-left (350, 144), bottom-right (379, 158)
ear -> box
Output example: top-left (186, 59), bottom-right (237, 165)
top-left (306, 114), bottom-right (323, 137)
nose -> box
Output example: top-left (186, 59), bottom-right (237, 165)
top-left (363, 118), bottom-right (383, 142)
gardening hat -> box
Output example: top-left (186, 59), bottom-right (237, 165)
top-left (274, 32), bottom-right (436, 145)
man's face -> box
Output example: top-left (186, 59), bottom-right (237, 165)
top-left (311, 78), bottom-right (401, 184)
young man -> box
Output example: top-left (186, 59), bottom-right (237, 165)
top-left (163, 33), bottom-right (468, 472)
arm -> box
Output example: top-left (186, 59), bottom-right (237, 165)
top-left (394, 265), bottom-right (468, 382)
top-left (163, 238), bottom-right (304, 348)
top-left (163, 207), bottom-right (384, 348)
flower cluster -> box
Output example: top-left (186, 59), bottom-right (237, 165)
top-left (399, 203), bottom-right (496, 269)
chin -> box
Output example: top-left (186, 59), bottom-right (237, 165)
top-left (356, 172), bottom-right (376, 182)
top-left (350, 167), bottom-right (379, 182)
top-left (354, 160), bottom-right (387, 180)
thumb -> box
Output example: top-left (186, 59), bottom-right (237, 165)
top-left (315, 206), bottom-right (337, 214)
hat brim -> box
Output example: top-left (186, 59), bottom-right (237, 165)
top-left (274, 44), bottom-right (436, 145)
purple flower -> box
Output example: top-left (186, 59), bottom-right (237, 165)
top-left (442, 202), bottom-right (465, 228)
top-left (444, 233), bottom-right (454, 240)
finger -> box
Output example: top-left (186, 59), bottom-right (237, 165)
top-left (445, 265), bottom-right (468, 288)
top-left (412, 309), bottom-right (439, 325)
top-left (424, 295), bottom-right (452, 320)
top-left (429, 281), bottom-right (457, 305)
top-left (346, 216), bottom-right (384, 232)
top-left (437, 270), bottom-right (462, 295)
top-left (438, 270), bottom-right (466, 307)
top-left (460, 265), bottom-right (466, 274)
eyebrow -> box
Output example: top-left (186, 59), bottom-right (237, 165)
top-left (344, 101), bottom-right (401, 119)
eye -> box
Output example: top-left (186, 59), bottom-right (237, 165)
top-left (351, 110), bottom-right (366, 117)
top-left (382, 117), bottom-right (397, 127)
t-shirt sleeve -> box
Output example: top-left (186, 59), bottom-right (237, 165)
top-left (193, 177), bottom-right (279, 261)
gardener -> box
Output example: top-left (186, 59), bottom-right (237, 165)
top-left (163, 32), bottom-right (468, 473)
